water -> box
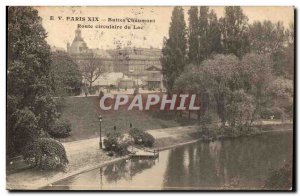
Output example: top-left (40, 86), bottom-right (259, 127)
top-left (45, 131), bottom-right (293, 190)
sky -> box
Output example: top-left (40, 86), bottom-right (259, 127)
top-left (35, 6), bottom-right (294, 50)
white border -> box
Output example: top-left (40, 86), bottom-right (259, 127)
top-left (1, 1), bottom-right (298, 196)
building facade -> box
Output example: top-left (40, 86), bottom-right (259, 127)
top-left (67, 28), bottom-right (163, 89)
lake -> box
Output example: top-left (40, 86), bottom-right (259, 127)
top-left (44, 131), bottom-right (293, 190)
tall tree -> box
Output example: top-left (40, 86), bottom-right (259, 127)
top-left (187, 6), bottom-right (200, 65)
top-left (7, 7), bottom-right (58, 154)
top-left (219, 6), bottom-right (250, 57)
top-left (206, 9), bottom-right (222, 55)
top-left (161, 6), bottom-right (187, 92)
top-left (198, 6), bottom-right (210, 62)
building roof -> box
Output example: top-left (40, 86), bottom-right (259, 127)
top-left (146, 65), bottom-right (162, 71)
top-left (69, 28), bottom-right (88, 54)
top-left (90, 48), bottom-right (112, 59)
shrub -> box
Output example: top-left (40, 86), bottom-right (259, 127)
top-left (103, 131), bottom-right (131, 155)
top-left (48, 119), bottom-right (71, 138)
top-left (129, 128), bottom-right (155, 147)
top-left (23, 138), bottom-right (69, 170)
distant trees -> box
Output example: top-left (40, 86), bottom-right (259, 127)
top-left (161, 6), bottom-right (187, 92)
top-left (50, 52), bottom-right (82, 96)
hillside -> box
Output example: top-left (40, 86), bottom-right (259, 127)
top-left (58, 96), bottom-right (197, 142)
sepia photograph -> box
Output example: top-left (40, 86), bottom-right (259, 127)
top-left (6, 5), bottom-right (294, 191)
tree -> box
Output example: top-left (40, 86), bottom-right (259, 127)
top-left (249, 20), bottom-right (286, 54)
top-left (161, 6), bottom-right (187, 92)
top-left (187, 6), bottom-right (200, 65)
top-left (219, 6), bottom-right (250, 57)
top-left (174, 64), bottom-right (209, 120)
top-left (81, 54), bottom-right (105, 88)
top-left (50, 52), bottom-right (82, 96)
top-left (267, 78), bottom-right (293, 120)
top-left (206, 9), bottom-right (222, 55)
top-left (7, 7), bottom-right (62, 157)
top-left (225, 90), bottom-right (255, 129)
top-left (198, 6), bottom-right (210, 62)
top-left (187, 7), bottom-right (222, 65)
top-left (282, 23), bottom-right (294, 79)
top-left (201, 54), bottom-right (240, 125)
top-left (239, 53), bottom-right (274, 121)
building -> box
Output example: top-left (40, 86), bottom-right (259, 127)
top-left (145, 65), bottom-right (163, 89)
top-left (107, 47), bottom-right (163, 89)
top-left (67, 28), bottom-right (163, 89)
top-left (67, 28), bottom-right (114, 73)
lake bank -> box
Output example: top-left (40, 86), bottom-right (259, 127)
top-left (6, 121), bottom-right (292, 190)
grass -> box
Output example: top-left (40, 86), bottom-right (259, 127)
top-left (58, 95), bottom-right (197, 142)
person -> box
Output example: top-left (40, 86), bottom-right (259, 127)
top-left (83, 85), bottom-right (89, 97)
top-left (133, 86), bottom-right (139, 96)
top-left (99, 90), bottom-right (104, 100)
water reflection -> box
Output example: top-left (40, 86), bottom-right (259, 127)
top-left (163, 132), bottom-right (292, 190)
top-left (46, 131), bottom-right (292, 190)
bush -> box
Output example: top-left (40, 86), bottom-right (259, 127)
top-left (129, 128), bottom-right (155, 147)
top-left (103, 131), bottom-right (132, 155)
top-left (48, 119), bottom-right (71, 138)
top-left (23, 138), bottom-right (69, 170)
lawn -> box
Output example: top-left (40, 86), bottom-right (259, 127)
top-left (58, 95), bottom-right (197, 142)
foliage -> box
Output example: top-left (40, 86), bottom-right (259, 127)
top-left (129, 128), bottom-right (155, 147)
top-left (103, 131), bottom-right (132, 155)
top-left (264, 162), bottom-right (292, 190)
top-left (267, 78), bottom-right (293, 120)
top-left (7, 7), bottom-right (62, 155)
top-left (7, 7), bottom-right (69, 170)
top-left (249, 20), bottom-right (286, 54)
top-left (161, 6), bottom-right (187, 92)
top-left (201, 54), bottom-right (240, 124)
top-left (248, 20), bottom-right (292, 77)
top-left (187, 7), bottom-right (200, 65)
top-left (50, 52), bottom-right (82, 96)
top-left (174, 64), bottom-right (207, 119)
top-left (48, 119), bottom-right (72, 138)
top-left (219, 6), bottom-right (250, 57)
top-left (174, 53), bottom-right (292, 130)
top-left (23, 138), bottom-right (69, 170)
top-left (240, 53), bottom-right (274, 120)
top-left (187, 7), bottom-right (222, 66)
top-left (225, 90), bottom-right (255, 129)
top-left (7, 107), bottom-right (39, 154)
top-left (81, 55), bottom-right (105, 88)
